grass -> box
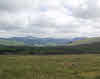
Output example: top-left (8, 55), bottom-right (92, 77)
top-left (68, 37), bottom-right (100, 46)
top-left (0, 54), bottom-right (100, 79)
top-left (0, 39), bottom-right (25, 46)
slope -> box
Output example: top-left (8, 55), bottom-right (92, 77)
top-left (68, 37), bottom-right (100, 46)
top-left (0, 39), bottom-right (25, 46)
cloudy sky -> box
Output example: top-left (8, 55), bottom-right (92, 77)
top-left (0, 0), bottom-right (100, 38)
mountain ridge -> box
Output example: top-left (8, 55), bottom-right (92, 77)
top-left (0, 36), bottom-right (84, 46)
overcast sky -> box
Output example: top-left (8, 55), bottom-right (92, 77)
top-left (0, 0), bottom-right (100, 38)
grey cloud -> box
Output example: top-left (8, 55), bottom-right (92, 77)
top-left (0, 24), bottom-right (21, 31)
top-left (0, 0), bottom-right (38, 12)
top-left (0, 0), bottom-right (100, 38)
top-left (71, 0), bottom-right (100, 19)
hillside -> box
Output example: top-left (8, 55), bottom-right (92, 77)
top-left (68, 37), bottom-right (100, 46)
top-left (0, 37), bottom-right (83, 46)
top-left (0, 39), bottom-right (25, 46)
top-left (66, 37), bottom-right (100, 53)
top-left (1, 37), bottom-right (100, 54)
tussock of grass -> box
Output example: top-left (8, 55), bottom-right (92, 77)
top-left (0, 55), bottom-right (100, 79)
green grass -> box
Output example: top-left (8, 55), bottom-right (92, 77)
top-left (0, 39), bottom-right (25, 46)
top-left (0, 54), bottom-right (100, 79)
top-left (68, 37), bottom-right (100, 46)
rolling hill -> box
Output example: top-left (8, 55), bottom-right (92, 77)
top-left (0, 36), bottom-right (84, 46)
top-left (68, 37), bottom-right (100, 46)
top-left (67, 37), bottom-right (100, 53)
top-left (0, 37), bottom-right (100, 54)
top-left (0, 39), bottom-right (25, 46)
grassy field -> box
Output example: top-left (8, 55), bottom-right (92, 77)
top-left (0, 55), bottom-right (100, 79)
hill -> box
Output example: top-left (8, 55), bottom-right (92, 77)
top-left (0, 36), bottom-right (83, 46)
top-left (68, 37), bottom-right (100, 46)
top-left (66, 37), bottom-right (100, 53)
top-left (0, 39), bottom-right (25, 46)
top-left (1, 36), bottom-right (100, 55)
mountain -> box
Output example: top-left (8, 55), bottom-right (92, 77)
top-left (0, 36), bottom-right (100, 54)
top-left (0, 36), bottom-right (84, 46)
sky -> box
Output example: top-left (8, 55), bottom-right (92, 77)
top-left (0, 0), bottom-right (100, 38)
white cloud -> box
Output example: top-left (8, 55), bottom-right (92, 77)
top-left (0, 0), bottom-right (100, 38)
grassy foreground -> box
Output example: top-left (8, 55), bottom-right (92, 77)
top-left (0, 55), bottom-right (100, 79)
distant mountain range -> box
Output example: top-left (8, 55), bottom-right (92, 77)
top-left (0, 36), bottom-right (100, 54)
top-left (0, 36), bottom-right (85, 46)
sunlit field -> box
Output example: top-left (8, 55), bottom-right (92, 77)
top-left (0, 54), bottom-right (100, 79)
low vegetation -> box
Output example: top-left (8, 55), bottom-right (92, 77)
top-left (0, 55), bottom-right (100, 79)
top-left (68, 37), bottom-right (100, 46)
top-left (0, 44), bottom-right (100, 55)
top-left (0, 39), bottom-right (25, 46)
